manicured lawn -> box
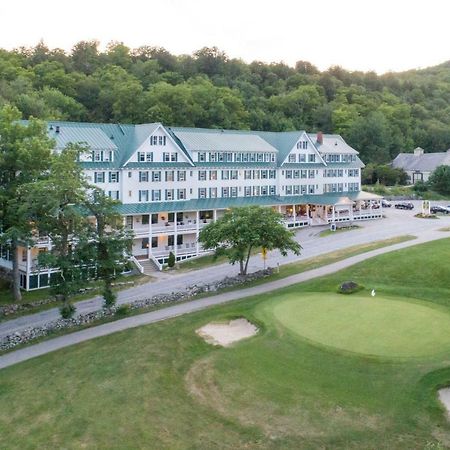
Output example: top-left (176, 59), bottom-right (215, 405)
top-left (271, 293), bottom-right (450, 358)
top-left (1, 238), bottom-right (450, 449)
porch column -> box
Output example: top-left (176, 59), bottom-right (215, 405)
top-left (213, 209), bottom-right (217, 222)
top-left (26, 246), bottom-right (31, 275)
top-left (148, 214), bottom-right (152, 258)
top-left (174, 214), bottom-right (178, 258)
top-left (306, 204), bottom-right (310, 222)
top-left (196, 210), bottom-right (200, 255)
top-left (332, 206), bottom-right (336, 222)
top-left (277, 205), bottom-right (281, 213)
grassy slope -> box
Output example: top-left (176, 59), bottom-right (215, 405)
top-left (0, 238), bottom-right (450, 449)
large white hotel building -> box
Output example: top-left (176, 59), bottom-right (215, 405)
top-left (0, 121), bottom-right (382, 290)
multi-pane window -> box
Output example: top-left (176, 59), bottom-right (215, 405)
top-left (269, 185), bottom-right (276, 195)
top-left (269, 170), bottom-right (276, 179)
top-left (198, 152), bottom-right (206, 162)
top-left (261, 170), bottom-right (268, 179)
top-left (198, 171), bottom-right (207, 181)
top-left (230, 170), bottom-right (238, 180)
top-left (165, 189), bottom-right (174, 200)
top-left (171, 153), bottom-right (178, 162)
top-left (198, 188), bottom-right (207, 199)
top-left (230, 187), bottom-right (238, 197)
top-left (94, 172), bottom-right (105, 183)
top-left (150, 135), bottom-right (166, 146)
top-left (152, 190), bottom-right (161, 201)
top-left (163, 152), bottom-right (170, 162)
top-left (308, 154), bottom-right (316, 162)
top-left (209, 187), bottom-right (217, 198)
top-left (109, 172), bottom-right (119, 183)
top-left (288, 154), bottom-right (296, 163)
top-left (244, 186), bottom-right (252, 197)
top-left (222, 187), bottom-right (229, 197)
top-left (138, 190), bottom-right (149, 202)
top-left (308, 170), bottom-right (315, 179)
top-left (221, 170), bottom-right (229, 180)
top-left (107, 191), bottom-right (119, 200)
top-left (152, 171), bottom-right (161, 182)
top-left (285, 170), bottom-right (293, 179)
top-left (299, 154), bottom-right (306, 162)
top-left (146, 152), bottom-right (153, 162)
top-left (209, 170), bottom-right (217, 180)
top-left (293, 170), bottom-right (300, 179)
top-left (177, 171), bottom-right (186, 181)
top-left (308, 185), bottom-right (315, 194)
top-left (177, 189), bottom-right (186, 200)
top-left (166, 171), bottom-right (174, 182)
top-left (244, 170), bottom-right (252, 180)
top-left (139, 171), bottom-right (149, 182)
top-left (296, 141), bottom-right (308, 149)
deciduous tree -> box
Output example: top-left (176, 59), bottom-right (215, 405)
top-left (0, 105), bottom-right (53, 301)
top-left (199, 206), bottom-right (301, 275)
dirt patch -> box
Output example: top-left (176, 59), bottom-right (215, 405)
top-left (196, 318), bottom-right (258, 347)
top-left (185, 355), bottom-right (383, 440)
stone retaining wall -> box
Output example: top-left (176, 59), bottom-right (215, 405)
top-left (0, 268), bottom-right (273, 352)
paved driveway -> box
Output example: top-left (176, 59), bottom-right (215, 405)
top-left (0, 202), bottom-right (449, 340)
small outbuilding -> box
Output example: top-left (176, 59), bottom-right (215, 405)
top-left (392, 147), bottom-right (450, 184)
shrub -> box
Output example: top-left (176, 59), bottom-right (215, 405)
top-left (115, 304), bottom-right (130, 317)
top-left (168, 251), bottom-right (176, 268)
top-left (338, 281), bottom-right (364, 294)
top-left (60, 303), bottom-right (76, 319)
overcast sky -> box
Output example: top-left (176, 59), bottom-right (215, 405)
top-left (1, 0), bottom-right (448, 73)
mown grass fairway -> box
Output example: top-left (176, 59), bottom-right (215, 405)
top-left (272, 293), bottom-right (450, 358)
top-left (1, 238), bottom-right (450, 449)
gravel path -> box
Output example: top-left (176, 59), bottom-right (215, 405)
top-left (0, 226), bottom-right (448, 370)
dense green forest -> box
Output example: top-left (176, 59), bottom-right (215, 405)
top-left (1, 40), bottom-right (450, 164)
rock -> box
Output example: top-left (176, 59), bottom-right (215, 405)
top-left (338, 281), bottom-right (362, 294)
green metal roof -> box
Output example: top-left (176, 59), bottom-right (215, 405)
top-left (169, 128), bottom-right (279, 153)
top-left (116, 191), bottom-right (380, 214)
top-left (22, 120), bottom-right (359, 170)
top-left (124, 162), bottom-right (192, 169)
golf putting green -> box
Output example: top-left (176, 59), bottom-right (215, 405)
top-left (272, 293), bottom-right (450, 358)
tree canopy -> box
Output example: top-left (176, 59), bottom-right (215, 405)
top-left (2, 42), bottom-right (450, 163)
top-left (199, 206), bottom-right (301, 275)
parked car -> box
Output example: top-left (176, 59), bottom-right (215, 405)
top-left (430, 205), bottom-right (450, 214)
top-left (394, 202), bottom-right (414, 210)
top-left (381, 199), bottom-right (392, 208)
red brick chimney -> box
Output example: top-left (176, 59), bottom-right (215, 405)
top-left (317, 131), bottom-right (323, 144)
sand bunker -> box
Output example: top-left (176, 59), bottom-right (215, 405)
top-left (439, 388), bottom-right (450, 418)
top-left (196, 318), bottom-right (258, 347)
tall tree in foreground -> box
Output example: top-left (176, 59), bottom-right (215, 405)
top-left (24, 144), bottom-right (90, 317)
top-left (0, 105), bottom-right (53, 301)
top-left (199, 206), bottom-right (301, 275)
top-left (84, 189), bottom-right (132, 309)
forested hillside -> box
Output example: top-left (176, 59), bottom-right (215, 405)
top-left (1, 40), bottom-right (450, 163)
